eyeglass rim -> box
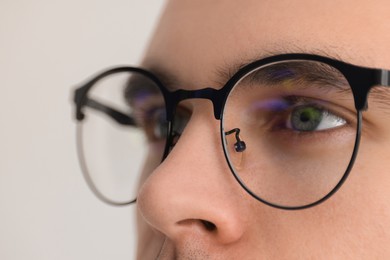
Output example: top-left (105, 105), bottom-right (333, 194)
top-left (74, 53), bottom-right (390, 122)
top-left (220, 109), bottom-right (363, 210)
top-left (73, 53), bottom-right (390, 208)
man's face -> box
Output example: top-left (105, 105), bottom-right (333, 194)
top-left (136, 0), bottom-right (390, 258)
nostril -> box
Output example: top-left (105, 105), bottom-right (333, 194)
top-left (177, 219), bottom-right (217, 232)
top-left (201, 220), bottom-right (216, 231)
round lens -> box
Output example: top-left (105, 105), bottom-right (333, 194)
top-left (222, 60), bottom-right (358, 208)
top-left (76, 70), bottom-right (167, 205)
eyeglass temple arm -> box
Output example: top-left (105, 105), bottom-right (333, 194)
top-left (79, 97), bottom-right (136, 126)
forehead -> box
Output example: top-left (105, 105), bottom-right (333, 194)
top-left (144, 0), bottom-right (390, 87)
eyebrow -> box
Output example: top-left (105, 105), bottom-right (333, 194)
top-left (139, 47), bottom-right (390, 110)
top-left (242, 61), bottom-right (349, 93)
top-left (124, 72), bottom-right (163, 105)
top-left (214, 48), bottom-right (390, 111)
top-left (214, 47), bottom-right (358, 86)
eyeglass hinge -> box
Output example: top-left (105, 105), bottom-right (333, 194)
top-left (377, 70), bottom-right (390, 86)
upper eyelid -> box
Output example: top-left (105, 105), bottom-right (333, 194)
top-left (289, 96), bottom-right (357, 121)
top-left (124, 75), bottom-right (165, 105)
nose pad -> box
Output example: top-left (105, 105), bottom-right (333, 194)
top-left (225, 128), bottom-right (246, 152)
top-left (235, 140), bottom-right (246, 152)
top-left (224, 128), bottom-right (246, 169)
top-left (162, 106), bottom-right (192, 158)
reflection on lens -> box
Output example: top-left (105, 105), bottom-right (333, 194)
top-left (77, 70), bottom-right (166, 205)
top-left (222, 60), bottom-right (357, 208)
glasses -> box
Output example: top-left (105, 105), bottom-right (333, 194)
top-left (73, 53), bottom-right (390, 210)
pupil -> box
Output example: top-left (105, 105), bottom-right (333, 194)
top-left (300, 111), bottom-right (311, 122)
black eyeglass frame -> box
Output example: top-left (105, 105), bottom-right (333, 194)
top-left (74, 53), bottom-right (390, 210)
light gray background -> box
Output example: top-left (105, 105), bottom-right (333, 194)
top-left (0, 1), bottom-right (166, 259)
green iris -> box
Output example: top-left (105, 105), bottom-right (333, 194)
top-left (290, 106), bottom-right (323, 131)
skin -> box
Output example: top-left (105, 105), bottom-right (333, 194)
top-left (136, 0), bottom-right (390, 259)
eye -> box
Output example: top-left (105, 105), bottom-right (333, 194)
top-left (172, 108), bottom-right (191, 136)
top-left (151, 108), bottom-right (169, 140)
top-left (137, 105), bottom-right (191, 143)
top-left (168, 106), bottom-right (192, 150)
top-left (142, 107), bottom-right (168, 142)
top-left (287, 105), bottom-right (346, 132)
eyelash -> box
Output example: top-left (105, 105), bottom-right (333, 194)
top-left (132, 93), bottom-right (357, 147)
top-left (265, 96), bottom-right (355, 136)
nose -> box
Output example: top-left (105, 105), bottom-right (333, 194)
top-left (137, 105), bottom-right (247, 247)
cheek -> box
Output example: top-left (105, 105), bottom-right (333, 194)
top-left (253, 141), bottom-right (390, 258)
top-left (321, 138), bottom-right (390, 254)
top-left (351, 137), bottom-right (390, 207)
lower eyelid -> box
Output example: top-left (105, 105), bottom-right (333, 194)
top-left (266, 125), bottom-right (357, 151)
